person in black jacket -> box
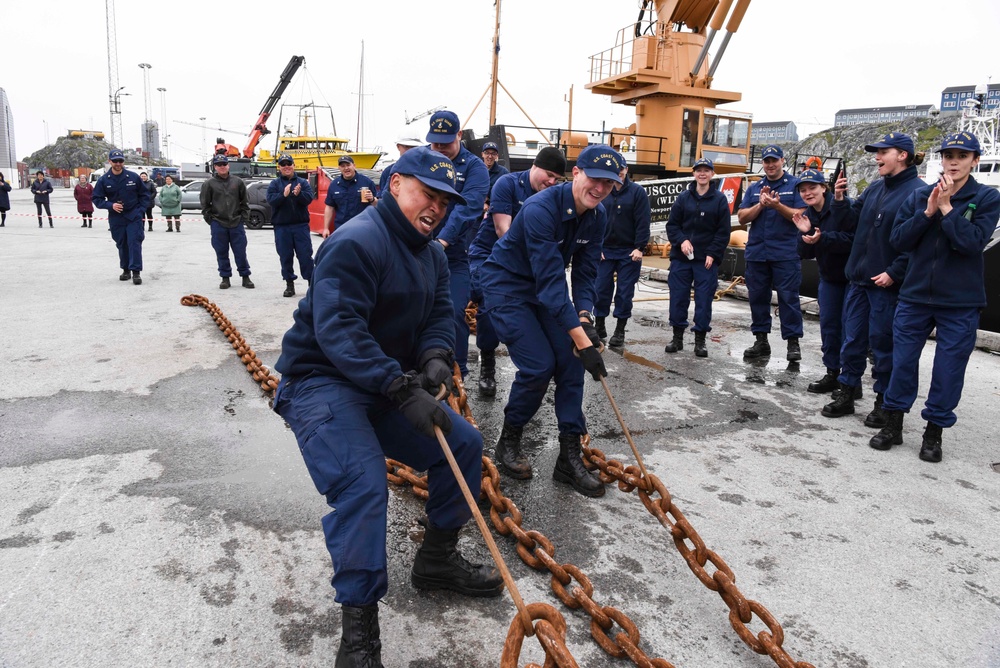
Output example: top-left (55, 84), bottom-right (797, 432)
top-left (30, 171), bottom-right (53, 228)
top-left (200, 155), bottom-right (254, 289)
top-left (139, 172), bottom-right (157, 232)
top-left (663, 158), bottom-right (732, 356)
top-left (0, 172), bottom-right (11, 226)
top-left (792, 169), bottom-right (853, 393)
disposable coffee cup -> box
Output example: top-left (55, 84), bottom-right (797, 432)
top-left (685, 250), bottom-right (695, 260)
top-left (361, 187), bottom-right (371, 201)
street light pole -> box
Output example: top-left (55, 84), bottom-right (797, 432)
top-left (138, 63), bottom-right (152, 158)
top-left (199, 116), bottom-right (206, 157)
top-left (157, 87), bottom-right (169, 162)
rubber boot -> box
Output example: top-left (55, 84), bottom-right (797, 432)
top-left (494, 421), bottom-right (530, 479)
top-left (743, 332), bottom-right (771, 359)
top-left (608, 318), bottom-right (627, 348)
top-left (411, 525), bottom-right (503, 597)
top-left (335, 605), bottom-right (383, 668)
top-left (478, 350), bottom-right (497, 396)
top-left (175, 220), bottom-right (180, 233)
top-left (918, 422), bottom-right (943, 463)
top-left (132, 270), bottom-right (142, 285)
top-left (147, 221), bottom-right (153, 232)
top-left (88, 220), bottom-right (92, 228)
top-left (808, 368), bottom-right (840, 394)
top-left (821, 383), bottom-right (856, 418)
top-left (220, 276), bottom-right (231, 289)
top-left (552, 433), bottom-right (605, 498)
top-left (869, 409), bottom-right (904, 450)
top-left (786, 337), bottom-right (801, 362)
top-left (167, 220), bottom-right (173, 232)
top-left (119, 269), bottom-right (131, 281)
top-left (693, 331), bottom-right (708, 357)
top-left (864, 393), bottom-right (887, 428)
top-left (663, 326), bottom-right (684, 353)
top-left (283, 280), bottom-right (295, 298)
top-left (49, 218), bottom-right (53, 228)
top-left (242, 275), bottom-right (255, 289)
top-left (595, 316), bottom-right (607, 341)
top-left (82, 220), bottom-right (88, 228)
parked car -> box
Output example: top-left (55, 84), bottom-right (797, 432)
top-left (155, 181), bottom-right (205, 210)
top-left (246, 181), bottom-right (272, 229)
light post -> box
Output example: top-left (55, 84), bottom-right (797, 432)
top-left (157, 86), bottom-right (169, 162)
top-left (199, 116), bottom-right (206, 157)
top-left (138, 63), bottom-right (153, 158)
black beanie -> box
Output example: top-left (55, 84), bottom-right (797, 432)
top-left (533, 146), bottom-right (567, 174)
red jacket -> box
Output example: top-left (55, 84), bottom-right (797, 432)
top-left (74, 183), bottom-right (94, 213)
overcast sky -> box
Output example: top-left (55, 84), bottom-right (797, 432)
top-left (4, 0), bottom-right (998, 166)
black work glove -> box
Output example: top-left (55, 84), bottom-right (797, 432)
top-left (578, 346), bottom-right (607, 381)
top-left (387, 373), bottom-right (452, 437)
top-left (581, 321), bottom-right (602, 348)
top-left (417, 348), bottom-right (455, 395)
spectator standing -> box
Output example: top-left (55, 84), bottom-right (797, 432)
top-left (0, 173), bottom-right (11, 227)
top-left (140, 172), bottom-right (157, 232)
top-left (74, 175), bottom-right (95, 228)
top-left (266, 153), bottom-right (315, 298)
top-left (377, 128), bottom-right (425, 196)
top-left (92, 149), bottom-right (151, 284)
top-left (158, 175), bottom-right (182, 232)
top-left (323, 155), bottom-right (378, 236)
top-left (481, 141), bottom-right (509, 192)
top-left (31, 171), bottom-right (54, 228)
top-left (200, 155), bottom-right (254, 289)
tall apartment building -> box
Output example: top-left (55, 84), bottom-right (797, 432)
top-left (0, 88), bottom-right (16, 180)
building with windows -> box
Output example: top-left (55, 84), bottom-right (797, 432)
top-left (940, 84), bottom-right (1000, 115)
top-left (141, 121), bottom-right (160, 159)
top-left (834, 105), bottom-right (935, 127)
top-left (0, 88), bottom-right (16, 181)
top-left (750, 121), bottom-right (798, 143)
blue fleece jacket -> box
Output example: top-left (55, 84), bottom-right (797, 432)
top-left (274, 194), bottom-right (455, 396)
top-left (891, 176), bottom-right (1000, 308)
top-left (434, 145), bottom-right (489, 264)
top-left (266, 174), bottom-right (314, 226)
top-left (468, 169), bottom-right (534, 261)
top-left (739, 171), bottom-right (805, 262)
top-left (797, 192), bottom-right (852, 283)
top-left (666, 181), bottom-right (731, 263)
top-left (603, 178), bottom-right (651, 251)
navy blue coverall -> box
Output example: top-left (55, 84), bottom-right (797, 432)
top-left (595, 178), bottom-right (651, 320)
top-left (739, 173), bottom-right (806, 339)
top-left (266, 173), bottom-right (315, 282)
top-left (480, 182), bottom-right (606, 436)
top-left (833, 165), bottom-right (924, 393)
top-left (325, 172), bottom-right (378, 227)
top-left (273, 194), bottom-right (482, 607)
top-left (666, 181), bottom-right (731, 332)
top-left (93, 169), bottom-right (151, 272)
top-left (882, 177), bottom-right (1000, 427)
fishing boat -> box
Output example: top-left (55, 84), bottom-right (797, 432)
top-left (258, 105), bottom-right (381, 170)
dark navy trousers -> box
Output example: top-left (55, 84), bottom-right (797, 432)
top-left (837, 284), bottom-right (897, 393)
top-left (882, 302), bottom-right (979, 428)
top-left (210, 221), bottom-right (251, 277)
top-left (745, 259), bottom-right (803, 339)
top-left (110, 220), bottom-right (144, 272)
top-left (595, 246), bottom-right (643, 319)
top-left (817, 279), bottom-right (848, 371)
top-left (667, 258), bottom-right (719, 332)
top-left (448, 258), bottom-right (471, 376)
top-left (273, 223), bottom-right (314, 282)
top-left (273, 374), bottom-right (482, 607)
top-left (486, 295), bottom-right (587, 435)
top-left (469, 259), bottom-right (500, 353)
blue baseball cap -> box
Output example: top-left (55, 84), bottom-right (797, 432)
top-left (393, 146), bottom-right (466, 204)
top-left (277, 153), bottom-right (294, 165)
top-left (761, 145), bottom-right (783, 160)
top-left (212, 154), bottom-right (229, 165)
top-left (109, 149), bottom-right (124, 161)
top-left (692, 157), bottom-right (714, 171)
top-left (576, 145), bottom-right (624, 183)
top-left (936, 131), bottom-right (981, 154)
top-left (864, 132), bottom-right (915, 155)
top-left (796, 169), bottom-right (826, 186)
top-left (426, 110), bottom-right (460, 144)
top-left (338, 155), bottom-right (355, 165)
top-left (482, 141), bottom-right (499, 153)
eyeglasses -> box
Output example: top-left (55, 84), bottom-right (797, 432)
top-left (279, 162), bottom-right (293, 166)
top-left (111, 159), bottom-right (124, 164)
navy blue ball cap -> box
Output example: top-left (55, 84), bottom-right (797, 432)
top-left (338, 155), bottom-right (355, 165)
top-left (426, 110), bottom-right (460, 144)
top-left (692, 157), bottom-right (714, 171)
top-left (576, 144), bottom-right (624, 183)
top-left (108, 149), bottom-right (124, 161)
top-left (761, 144), bottom-right (783, 160)
top-left (796, 169), bottom-right (826, 186)
top-left (482, 141), bottom-right (499, 153)
top-left (393, 146), bottom-right (467, 204)
top-left (277, 154), bottom-right (294, 165)
top-left (864, 132), bottom-right (915, 155)
top-left (212, 154), bottom-right (229, 165)
top-left (936, 131), bottom-right (981, 154)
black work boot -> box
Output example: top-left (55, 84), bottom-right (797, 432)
top-left (147, 221), bottom-right (152, 232)
top-left (869, 409), bottom-right (904, 450)
top-left (220, 276), bottom-right (231, 289)
top-left (608, 318), bottom-right (628, 347)
top-left (131, 270), bottom-right (142, 285)
top-left (786, 337), bottom-right (801, 362)
top-left (478, 350), bottom-right (497, 396)
top-left (411, 525), bottom-right (503, 597)
top-left (664, 326), bottom-right (685, 353)
top-left (552, 433), bottom-right (605, 497)
top-left (494, 421), bottom-right (530, 479)
top-left (743, 332), bottom-right (771, 359)
top-left (821, 383), bottom-right (856, 418)
top-left (595, 316), bottom-right (607, 341)
top-left (693, 331), bottom-right (708, 357)
top-left (808, 368), bottom-right (840, 394)
top-left (283, 280), bottom-right (295, 298)
top-left (918, 422), bottom-right (943, 463)
top-left (242, 275), bottom-right (255, 289)
top-left (119, 269), bottom-right (131, 281)
top-left (175, 220), bottom-right (180, 232)
top-left (335, 604), bottom-right (383, 668)
top-left (81, 221), bottom-right (88, 228)
top-left (864, 393), bottom-right (887, 428)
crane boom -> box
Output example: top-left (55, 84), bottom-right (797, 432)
top-left (241, 55), bottom-right (305, 158)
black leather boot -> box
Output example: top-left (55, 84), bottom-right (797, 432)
top-left (132, 270), bottom-right (142, 285)
top-left (595, 316), bottom-right (607, 341)
top-left (743, 332), bottom-right (771, 359)
top-left (335, 605), bottom-right (383, 668)
top-left (693, 331), bottom-right (707, 357)
top-left (552, 433), bottom-right (605, 497)
top-left (821, 383), bottom-right (856, 418)
top-left (220, 276), bottom-right (231, 289)
top-left (119, 269), bottom-right (131, 281)
top-left (494, 421), bottom-right (530, 478)
top-left (411, 525), bottom-right (503, 597)
top-left (869, 409), bottom-right (904, 450)
top-left (664, 326), bottom-right (684, 353)
top-left (608, 318), bottom-right (627, 347)
top-left (283, 280), bottom-right (295, 298)
top-left (918, 422), bottom-right (943, 463)
top-left (478, 350), bottom-right (497, 396)
top-left (864, 393), bottom-right (886, 428)
top-left (808, 368), bottom-right (840, 394)
top-left (786, 337), bottom-right (801, 361)
top-left (242, 275), bottom-right (255, 289)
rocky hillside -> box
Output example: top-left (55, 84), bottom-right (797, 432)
top-left (25, 138), bottom-right (169, 172)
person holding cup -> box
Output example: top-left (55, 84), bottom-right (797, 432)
top-left (322, 155), bottom-right (378, 236)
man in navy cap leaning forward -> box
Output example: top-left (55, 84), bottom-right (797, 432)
top-left (92, 149), bottom-right (151, 285)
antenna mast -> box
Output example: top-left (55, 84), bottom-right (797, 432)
top-left (105, 0), bottom-right (122, 149)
